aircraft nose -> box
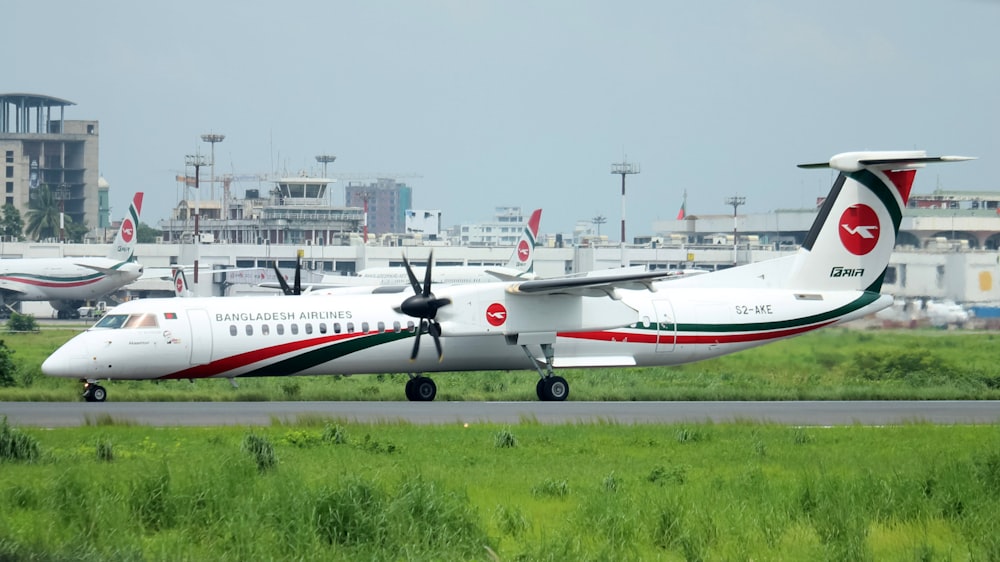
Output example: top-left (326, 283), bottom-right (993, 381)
top-left (42, 340), bottom-right (89, 379)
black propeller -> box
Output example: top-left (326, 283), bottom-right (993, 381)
top-left (396, 252), bottom-right (451, 361)
top-left (271, 253), bottom-right (303, 295)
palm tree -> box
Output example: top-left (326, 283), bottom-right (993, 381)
top-left (24, 185), bottom-right (69, 241)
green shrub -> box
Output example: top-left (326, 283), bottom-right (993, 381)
top-left (494, 426), bottom-right (517, 449)
top-left (241, 432), bottom-right (278, 473)
top-left (0, 341), bottom-right (17, 387)
top-left (0, 416), bottom-right (39, 462)
top-left (5, 313), bottom-right (38, 333)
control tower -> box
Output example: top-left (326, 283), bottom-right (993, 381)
top-left (0, 93), bottom-right (103, 238)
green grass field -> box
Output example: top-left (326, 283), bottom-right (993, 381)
top-left (1, 418), bottom-right (998, 561)
top-left (3, 328), bottom-right (1000, 401)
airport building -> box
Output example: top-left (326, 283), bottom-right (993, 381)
top-left (0, 93), bottom-right (109, 235)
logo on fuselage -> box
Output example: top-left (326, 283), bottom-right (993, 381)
top-left (838, 204), bottom-right (879, 255)
top-left (486, 302), bottom-right (507, 326)
top-left (830, 266), bottom-right (865, 278)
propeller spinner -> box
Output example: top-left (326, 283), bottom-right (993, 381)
top-left (397, 253), bottom-right (451, 361)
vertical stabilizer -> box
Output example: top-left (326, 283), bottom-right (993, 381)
top-left (106, 193), bottom-right (144, 262)
top-left (786, 152), bottom-right (972, 292)
top-left (505, 208), bottom-right (542, 273)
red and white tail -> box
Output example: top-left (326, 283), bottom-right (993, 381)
top-left (505, 208), bottom-right (542, 273)
top-left (172, 268), bottom-right (193, 297)
top-left (786, 151), bottom-right (973, 292)
top-left (107, 192), bottom-right (144, 262)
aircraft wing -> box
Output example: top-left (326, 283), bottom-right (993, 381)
top-left (75, 263), bottom-right (130, 276)
top-left (505, 269), bottom-right (673, 299)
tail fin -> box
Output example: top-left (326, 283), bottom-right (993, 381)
top-left (786, 152), bottom-right (973, 292)
top-left (505, 208), bottom-right (542, 273)
top-left (107, 192), bottom-right (144, 262)
top-left (172, 268), bottom-right (193, 297)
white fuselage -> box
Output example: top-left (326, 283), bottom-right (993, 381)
top-left (41, 282), bottom-right (889, 382)
top-left (0, 258), bottom-right (143, 304)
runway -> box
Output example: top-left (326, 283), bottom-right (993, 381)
top-left (2, 400), bottom-right (999, 427)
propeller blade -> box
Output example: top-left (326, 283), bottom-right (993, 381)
top-left (429, 321), bottom-right (443, 361)
top-left (401, 255), bottom-right (422, 294)
top-left (293, 254), bottom-right (302, 295)
top-left (271, 261), bottom-right (293, 295)
top-left (410, 321), bottom-right (424, 361)
top-left (422, 250), bottom-right (434, 297)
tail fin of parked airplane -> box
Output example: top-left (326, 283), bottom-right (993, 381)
top-left (504, 208), bottom-right (542, 273)
top-left (172, 268), bottom-right (193, 297)
top-left (785, 152), bottom-right (973, 292)
top-left (106, 192), bottom-right (144, 262)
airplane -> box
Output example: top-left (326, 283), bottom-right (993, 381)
top-left (0, 193), bottom-right (145, 319)
top-left (267, 208), bottom-right (543, 293)
top-left (41, 151), bottom-right (973, 402)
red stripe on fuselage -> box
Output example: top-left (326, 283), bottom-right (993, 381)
top-left (160, 331), bottom-right (367, 380)
top-left (2, 275), bottom-right (104, 288)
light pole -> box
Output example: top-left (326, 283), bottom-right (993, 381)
top-left (186, 153), bottom-right (207, 284)
top-left (591, 214), bottom-right (607, 238)
top-left (200, 134), bottom-right (225, 201)
top-left (611, 159), bottom-right (640, 267)
top-left (725, 195), bottom-right (746, 265)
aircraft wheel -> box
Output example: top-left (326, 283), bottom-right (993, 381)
top-left (539, 376), bottom-right (569, 402)
top-left (536, 379), bottom-right (547, 401)
top-left (404, 378), bottom-right (417, 401)
top-left (412, 377), bottom-right (437, 402)
top-left (91, 385), bottom-right (107, 402)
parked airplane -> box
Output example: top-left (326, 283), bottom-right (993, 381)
top-left (41, 151), bottom-right (972, 401)
top-left (1, 193), bottom-right (144, 319)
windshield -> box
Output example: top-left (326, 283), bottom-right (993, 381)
top-left (93, 313), bottom-right (159, 330)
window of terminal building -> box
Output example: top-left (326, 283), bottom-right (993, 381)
top-left (5, 197), bottom-right (12, 206)
top-left (4, 151), bottom-right (12, 163)
top-left (5, 167), bottom-right (12, 178)
top-left (5, 182), bottom-right (12, 193)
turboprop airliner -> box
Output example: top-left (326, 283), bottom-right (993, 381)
top-left (41, 151), bottom-right (972, 402)
top-left (0, 193), bottom-right (144, 319)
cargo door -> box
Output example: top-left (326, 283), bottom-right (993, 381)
top-left (653, 299), bottom-right (676, 352)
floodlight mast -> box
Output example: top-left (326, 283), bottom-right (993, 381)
top-left (725, 195), bottom-right (746, 265)
top-left (611, 159), bottom-right (640, 267)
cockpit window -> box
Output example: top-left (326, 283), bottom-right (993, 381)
top-left (93, 313), bottom-right (159, 329)
top-left (123, 313), bottom-right (160, 329)
top-left (94, 314), bottom-right (128, 329)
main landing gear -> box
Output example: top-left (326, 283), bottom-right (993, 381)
top-left (404, 375), bottom-right (437, 402)
top-left (522, 343), bottom-right (570, 402)
top-left (83, 380), bottom-right (107, 402)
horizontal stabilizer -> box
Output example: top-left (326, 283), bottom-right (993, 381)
top-left (76, 263), bottom-right (126, 276)
top-left (798, 152), bottom-right (975, 171)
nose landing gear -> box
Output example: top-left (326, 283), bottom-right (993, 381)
top-left (83, 381), bottom-right (107, 402)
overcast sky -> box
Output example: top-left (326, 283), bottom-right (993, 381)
top-left (8, 0), bottom-right (998, 238)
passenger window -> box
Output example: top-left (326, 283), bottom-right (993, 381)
top-left (333, 323), bottom-right (341, 334)
top-left (393, 321), bottom-right (401, 333)
top-left (262, 324), bottom-right (270, 336)
top-left (230, 325), bottom-right (237, 336)
top-left (361, 321), bottom-right (370, 333)
top-left (305, 323), bottom-right (313, 335)
top-left (319, 323), bottom-right (327, 334)
top-left (245, 324), bottom-right (253, 336)
top-left (276, 324), bottom-right (285, 335)
top-left (291, 324), bottom-right (299, 335)
top-left (407, 321), bottom-right (416, 332)
top-left (347, 322), bottom-right (355, 333)
top-left (377, 321), bottom-right (385, 333)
